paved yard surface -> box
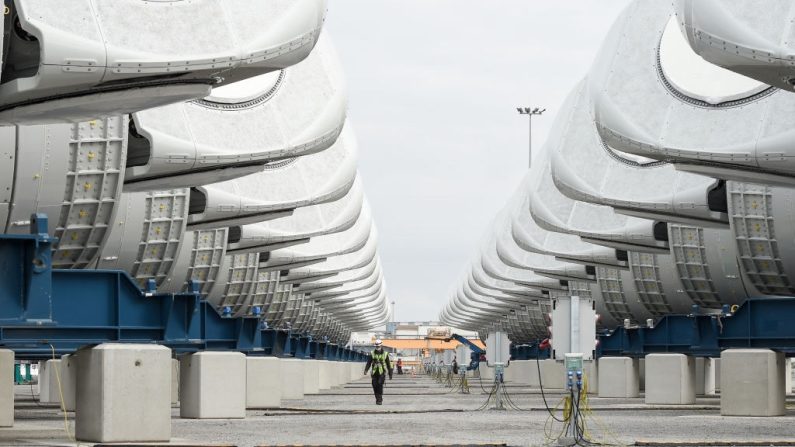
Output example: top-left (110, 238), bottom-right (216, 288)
top-left (3, 374), bottom-right (795, 446)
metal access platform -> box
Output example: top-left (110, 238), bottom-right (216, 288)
top-left (0, 214), bottom-right (367, 362)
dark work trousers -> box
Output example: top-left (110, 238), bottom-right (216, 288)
top-left (371, 373), bottom-right (386, 403)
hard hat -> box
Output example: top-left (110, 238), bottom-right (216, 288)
top-left (374, 339), bottom-right (383, 346)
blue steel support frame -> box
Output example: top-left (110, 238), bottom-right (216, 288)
top-left (0, 215), bottom-right (313, 359)
top-left (309, 340), bottom-right (321, 359)
top-left (293, 336), bottom-right (311, 359)
top-left (597, 301), bottom-right (795, 358)
top-left (510, 343), bottom-right (551, 361)
top-left (0, 215), bottom-right (450, 364)
top-left (318, 341), bottom-right (329, 360)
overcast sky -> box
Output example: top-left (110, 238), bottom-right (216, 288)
top-left (326, 1), bottom-right (632, 322)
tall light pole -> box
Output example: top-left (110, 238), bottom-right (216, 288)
top-left (516, 107), bottom-right (545, 168)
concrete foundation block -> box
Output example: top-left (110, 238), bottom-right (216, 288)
top-left (35, 361), bottom-right (44, 392)
top-left (303, 360), bottom-right (320, 395)
top-left (598, 357), bottom-right (639, 398)
top-left (38, 359), bottom-right (60, 404)
top-left (504, 360), bottom-right (539, 386)
top-left (246, 357), bottom-right (281, 409)
top-left (478, 364), bottom-right (495, 382)
top-left (721, 349), bottom-right (785, 416)
top-left (639, 358), bottom-right (645, 391)
top-left (180, 351), bottom-right (246, 419)
top-left (75, 344), bottom-right (171, 442)
top-left (59, 354), bottom-right (77, 411)
top-left (786, 359), bottom-right (792, 394)
top-left (503, 363), bottom-right (517, 382)
top-left (645, 354), bottom-right (696, 405)
top-left (0, 350), bottom-right (13, 427)
top-left (330, 362), bottom-right (341, 387)
top-left (704, 358), bottom-right (720, 395)
top-left (335, 362), bottom-right (348, 386)
top-left (694, 357), bottom-right (706, 396)
top-left (539, 359), bottom-right (565, 389)
top-left (171, 358), bottom-right (179, 405)
top-left (584, 359), bottom-right (598, 394)
top-left (38, 357), bottom-right (76, 409)
top-left (348, 362), bottom-right (360, 382)
top-left (328, 362), bottom-right (339, 387)
top-left (528, 360), bottom-right (541, 387)
top-left (503, 361), bottom-right (522, 383)
top-left (280, 358), bottom-right (305, 400)
top-left (318, 361), bottom-right (333, 389)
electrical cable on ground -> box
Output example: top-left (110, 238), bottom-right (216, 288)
top-left (537, 355), bottom-right (565, 422)
top-left (49, 344), bottom-right (80, 446)
top-left (538, 372), bottom-right (626, 447)
top-left (29, 381), bottom-right (44, 407)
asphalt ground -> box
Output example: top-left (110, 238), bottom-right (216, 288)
top-left (4, 374), bottom-right (795, 447)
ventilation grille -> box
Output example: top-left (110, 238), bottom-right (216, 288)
top-left (728, 182), bottom-right (795, 295)
top-left (669, 224), bottom-right (722, 307)
top-left (629, 252), bottom-right (672, 316)
top-left (53, 117), bottom-right (126, 268)
top-left (130, 189), bottom-right (188, 287)
top-left (596, 267), bottom-right (635, 322)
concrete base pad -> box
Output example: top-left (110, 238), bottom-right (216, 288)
top-left (38, 356), bottom-right (77, 410)
top-left (639, 358), bottom-right (646, 391)
top-left (504, 360), bottom-right (539, 386)
top-left (583, 360), bottom-right (598, 394)
top-left (503, 362), bottom-right (519, 383)
top-left (280, 359), bottom-right (305, 400)
top-left (598, 357), bottom-right (639, 398)
top-left (59, 355), bottom-right (77, 411)
top-left (704, 358), bottom-right (720, 395)
top-left (303, 360), bottom-right (320, 395)
top-left (645, 354), bottom-right (695, 405)
top-left (171, 358), bottom-right (179, 405)
top-left (694, 357), bottom-right (705, 395)
top-left (348, 362), bottom-right (362, 381)
top-left (318, 361), bottom-right (333, 389)
top-left (721, 349), bottom-right (785, 416)
top-left (478, 364), bottom-right (495, 382)
top-left (0, 350), bottom-right (12, 427)
top-left (335, 362), bottom-right (349, 386)
top-left (539, 359), bottom-right (565, 389)
top-left (75, 344), bottom-right (171, 442)
top-left (246, 357), bottom-right (281, 409)
top-left (38, 359), bottom-right (60, 405)
top-left (180, 352), bottom-right (246, 419)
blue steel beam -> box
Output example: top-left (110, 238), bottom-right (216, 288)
top-left (0, 214), bottom-right (367, 361)
top-left (597, 300), bottom-right (795, 358)
top-left (510, 343), bottom-right (551, 361)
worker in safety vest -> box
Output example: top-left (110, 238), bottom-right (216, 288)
top-left (363, 339), bottom-right (392, 405)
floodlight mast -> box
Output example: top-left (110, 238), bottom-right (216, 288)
top-left (516, 107), bottom-right (546, 168)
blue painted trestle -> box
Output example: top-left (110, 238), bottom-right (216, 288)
top-left (0, 214), bottom-right (367, 362)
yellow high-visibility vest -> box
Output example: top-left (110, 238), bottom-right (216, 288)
top-left (371, 351), bottom-right (387, 375)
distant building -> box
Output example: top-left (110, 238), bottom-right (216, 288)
top-left (351, 322), bottom-right (480, 369)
